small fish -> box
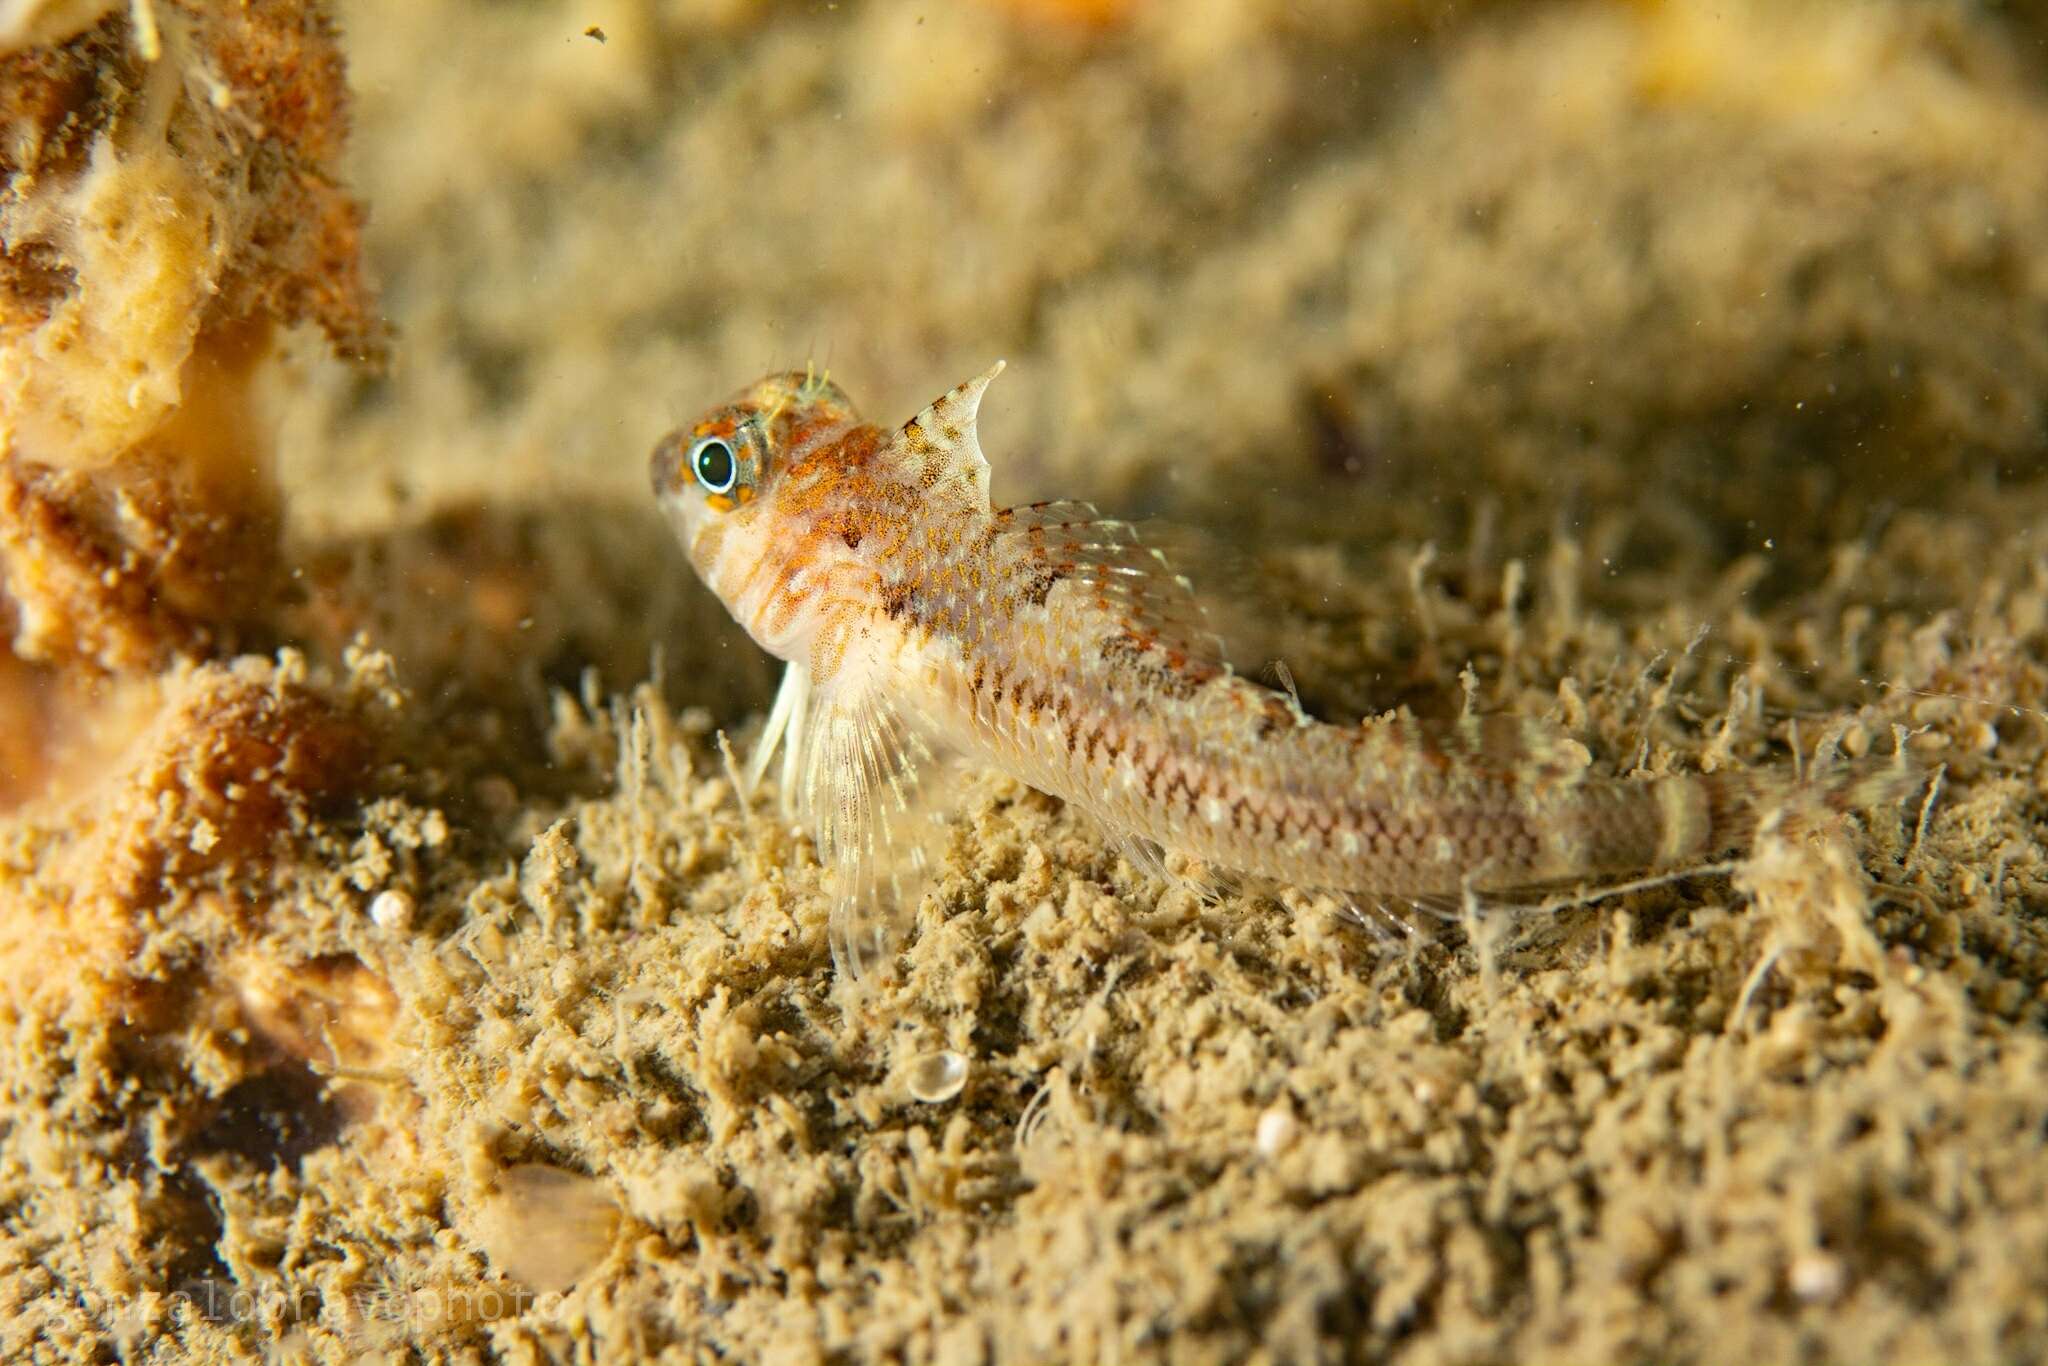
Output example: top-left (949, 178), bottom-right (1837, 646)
top-left (652, 364), bottom-right (1910, 979)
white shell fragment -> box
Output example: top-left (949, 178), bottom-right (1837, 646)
top-left (368, 889), bottom-right (415, 931)
top-left (1255, 1103), bottom-right (1298, 1157)
top-left (1789, 1251), bottom-right (1847, 1304)
top-left (907, 1049), bottom-right (970, 1103)
top-left (469, 1164), bottom-right (620, 1294)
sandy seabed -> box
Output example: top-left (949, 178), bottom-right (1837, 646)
top-left (6, 1), bottom-right (2048, 1362)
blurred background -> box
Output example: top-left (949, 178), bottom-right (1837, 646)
top-left (10, 4), bottom-right (2048, 1361)
top-left (281, 0), bottom-right (2048, 724)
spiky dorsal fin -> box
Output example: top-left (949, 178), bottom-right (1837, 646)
top-left (893, 360), bottom-right (1004, 514)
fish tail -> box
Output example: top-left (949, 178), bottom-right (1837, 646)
top-left (1689, 757), bottom-right (1922, 863)
top-left (1539, 757), bottom-right (1919, 882)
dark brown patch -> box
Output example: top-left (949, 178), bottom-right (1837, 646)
top-left (1100, 632), bottom-right (1147, 670)
top-left (1239, 794), bottom-right (1268, 838)
top-left (1303, 379), bottom-right (1375, 478)
top-left (1139, 752), bottom-right (1162, 801)
top-left (1019, 563), bottom-right (1062, 606)
top-left (1083, 723), bottom-right (1108, 764)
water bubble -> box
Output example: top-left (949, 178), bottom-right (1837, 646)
top-left (908, 1049), bottom-right (969, 1103)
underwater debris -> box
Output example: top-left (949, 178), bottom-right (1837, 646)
top-left (227, 948), bottom-right (400, 1076)
top-left (0, 651), bottom-right (378, 1023)
top-left (467, 1164), bottom-right (622, 1294)
top-left (0, 0), bottom-right (115, 56)
top-left (0, 0), bottom-right (377, 675)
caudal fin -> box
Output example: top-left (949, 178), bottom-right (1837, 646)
top-left (1697, 756), bottom-right (1922, 858)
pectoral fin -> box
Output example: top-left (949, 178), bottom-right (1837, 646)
top-left (793, 671), bottom-right (969, 981)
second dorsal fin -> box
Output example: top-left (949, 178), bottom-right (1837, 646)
top-left (995, 500), bottom-right (1232, 675)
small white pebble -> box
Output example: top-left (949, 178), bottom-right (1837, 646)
top-left (908, 1050), bottom-right (969, 1103)
top-left (1789, 1251), bottom-right (1846, 1303)
top-left (1255, 1104), bottom-right (1298, 1157)
top-left (369, 889), bottom-right (415, 931)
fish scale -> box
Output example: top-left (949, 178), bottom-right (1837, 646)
top-left (651, 363), bottom-right (1912, 980)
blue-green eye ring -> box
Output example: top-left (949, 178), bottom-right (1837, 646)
top-left (690, 436), bottom-right (738, 494)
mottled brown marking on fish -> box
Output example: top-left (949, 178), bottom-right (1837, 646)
top-left (651, 362), bottom-right (1919, 981)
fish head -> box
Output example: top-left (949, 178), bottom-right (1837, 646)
top-left (651, 368), bottom-right (867, 659)
top-left (651, 369), bottom-right (859, 535)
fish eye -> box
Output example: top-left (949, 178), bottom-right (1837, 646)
top-left (690, 437), bottom-right (737, 495)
